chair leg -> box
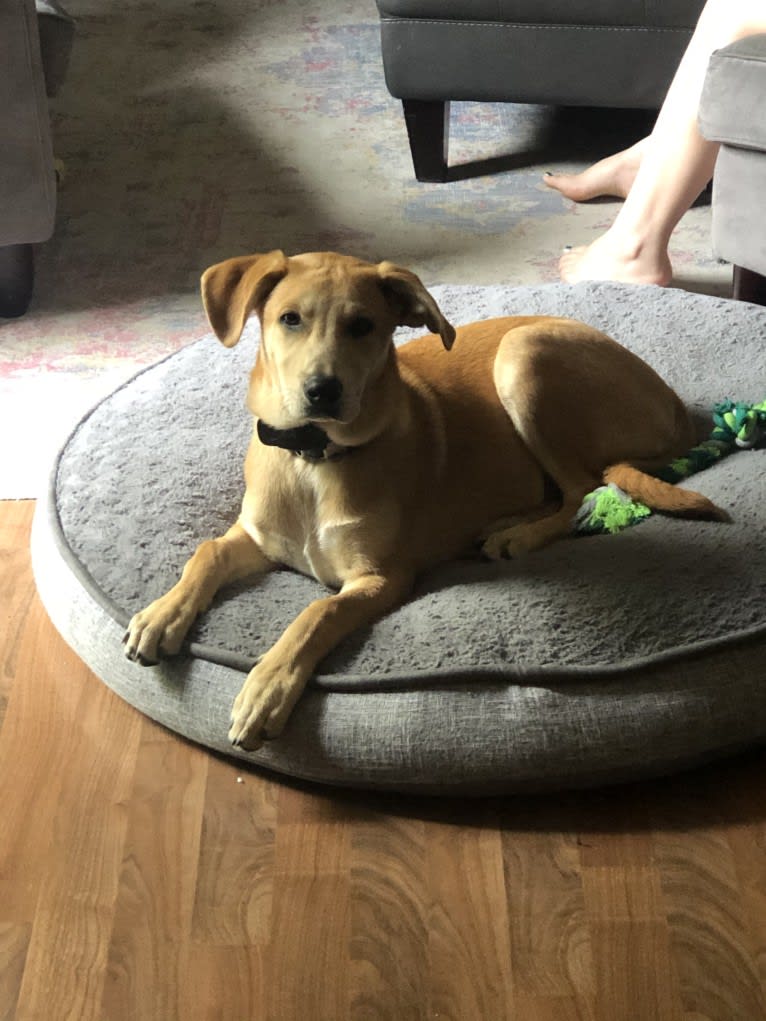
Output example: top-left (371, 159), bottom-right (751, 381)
top-left (0, 244), bottom-right (35, 318)
top-left (402, 99), bottom-right (450, 182)
top-left (732, 265), bottom-right (766, 306)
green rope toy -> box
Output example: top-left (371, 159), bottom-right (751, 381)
top-left (575, 398), bottom-right (766, 536)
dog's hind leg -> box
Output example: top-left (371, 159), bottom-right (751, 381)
top-left (483, 324), bottom-right (607, 559)
top-left (481, 490), bottom-right (592, 559)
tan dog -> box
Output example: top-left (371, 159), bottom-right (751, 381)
top-left (124, 251), bottom-right (726, 749)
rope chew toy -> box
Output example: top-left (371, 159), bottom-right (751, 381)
top-left (575, 398), bottom-right (766, 536)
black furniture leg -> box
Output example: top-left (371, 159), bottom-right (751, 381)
top-left (402, 99), bottom-right (450, 182)
top-left (0, 244), bottom-right (35, 318)
top-left (733, 265), bottom-right (766, 306)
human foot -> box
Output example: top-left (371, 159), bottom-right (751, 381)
top-left (559, 232), bottom-right (672, 286)
top-left (544, 140), bottom-right (646, 202)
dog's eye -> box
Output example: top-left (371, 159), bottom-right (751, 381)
top-left (280, 311), bottom-right (302, 329)
top-left (349, 316), bottom-right (374, 339)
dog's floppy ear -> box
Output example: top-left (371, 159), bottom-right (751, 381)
top-left (377, 261), bottom-right (456, 350)
top-left (201, 251), bottom-right (289, 348)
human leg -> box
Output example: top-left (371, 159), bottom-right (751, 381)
top-left (554, 0), bottom-right (766, 284)
top-left (544, 138), bottom-right (647, 201)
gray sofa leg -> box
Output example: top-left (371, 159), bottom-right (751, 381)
top-left (402, 99), bottom-right (450, 182)
top-left (733, 265), bottom-right (766, 306)
top-left (0, 244), bottom-right (35, 318)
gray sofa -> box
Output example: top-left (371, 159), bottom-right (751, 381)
top-left (699, 34), bottom-right (766, 304)
top-left (0, 0), bottom-right (74, 317)
top-left (376, 0), bottom-right (706, 181)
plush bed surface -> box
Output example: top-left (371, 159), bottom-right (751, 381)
top-left (33, 282), bottom-right (766, 793)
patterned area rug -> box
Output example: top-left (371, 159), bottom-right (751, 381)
top-left (1, 0), bottom-right (730, 497)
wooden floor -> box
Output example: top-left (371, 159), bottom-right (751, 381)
top-left (4, 499), bottom-right (766, 1020)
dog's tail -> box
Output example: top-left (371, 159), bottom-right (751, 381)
top-left (603, 462), bottom-right (730, 522)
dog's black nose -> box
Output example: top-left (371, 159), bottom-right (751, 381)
top-left (304, 374), bottom-right (343, 414)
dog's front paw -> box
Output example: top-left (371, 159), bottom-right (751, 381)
top-left (228, 659), bottom-right (304, 751)
top-left (123, 595), bottom-right (194, 666)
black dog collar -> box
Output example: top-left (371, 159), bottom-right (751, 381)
top-left (256, 419), bottom-right (351, 462)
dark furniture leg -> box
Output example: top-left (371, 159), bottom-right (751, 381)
top-left (733, 265), bottom-right (766, 306)
top-left (402, 99), bottom-right (450, 182)
top-left (0, 244), bottom-right (35, 318)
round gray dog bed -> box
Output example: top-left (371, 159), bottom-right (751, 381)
top-left (32, 282), bottom-right (766, 795)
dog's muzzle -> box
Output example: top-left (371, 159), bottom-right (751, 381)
top-left (303, 374), bottom-right (343, 419)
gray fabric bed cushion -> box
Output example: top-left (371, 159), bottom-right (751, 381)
top-left (33, 282), bottom-right (766, 794)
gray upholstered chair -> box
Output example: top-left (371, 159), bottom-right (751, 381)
top-left (0, 0), bottom-right (74, 317)
top-left (699, 34), bottom-right (766, 304)
top-left (376, 0), bottom-right (706, 182)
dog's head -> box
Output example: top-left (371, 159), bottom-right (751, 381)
top-left (200, 250), bottom-right (455, 433)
